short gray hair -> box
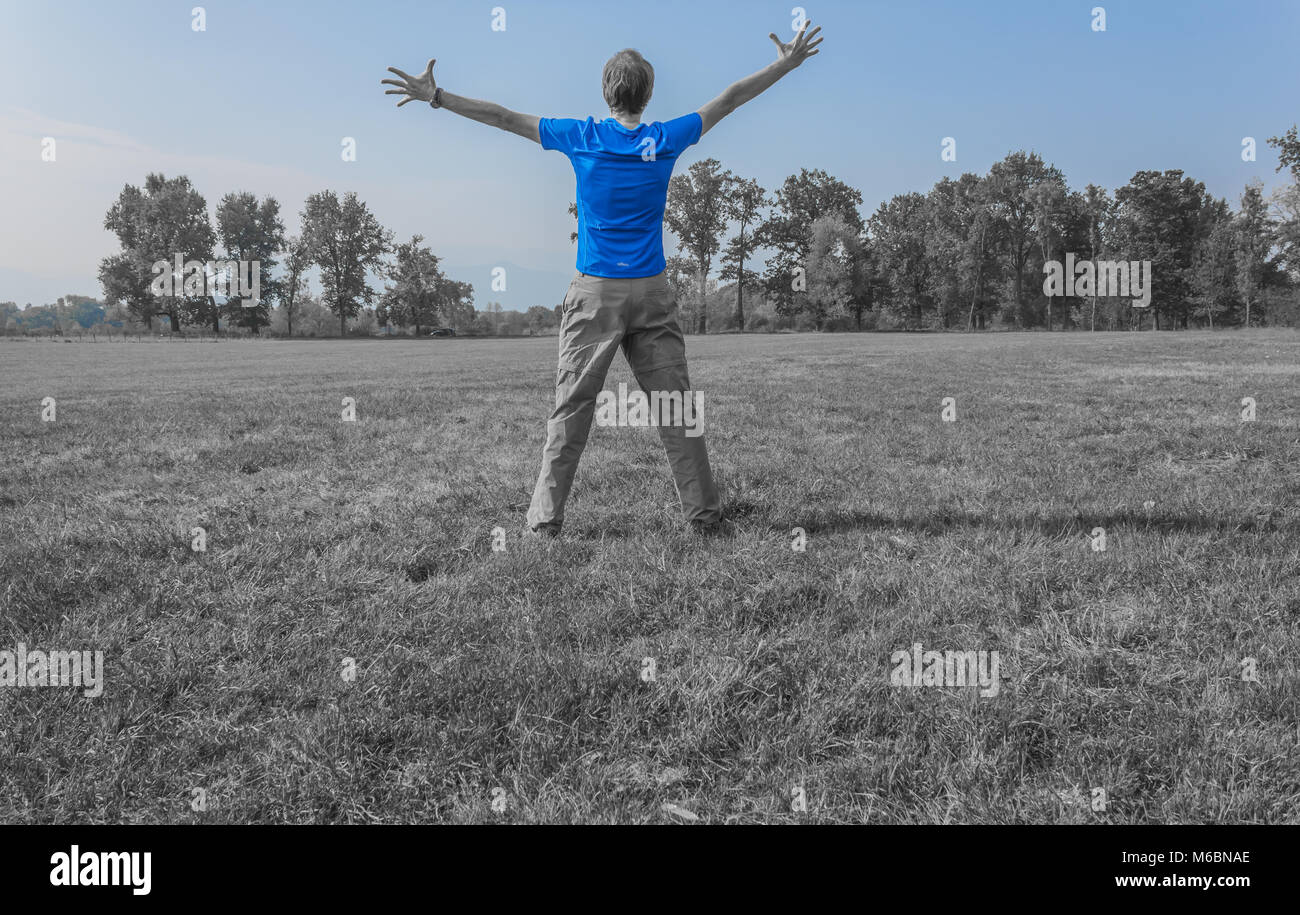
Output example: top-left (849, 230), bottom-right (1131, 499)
top-left (602, 49), bottom-right (654, 115)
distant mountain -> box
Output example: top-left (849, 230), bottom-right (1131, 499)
top-left (442, 261), bottom-right (575, 311)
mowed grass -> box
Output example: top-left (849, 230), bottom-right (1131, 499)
top-left (1, 328), bottom-right (1298, 824)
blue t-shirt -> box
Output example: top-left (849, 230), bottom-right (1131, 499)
top-left (539, 113), bottom-right (703, 278)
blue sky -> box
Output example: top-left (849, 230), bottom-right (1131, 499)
top-left (2, 0), bottom-right (1297, 308)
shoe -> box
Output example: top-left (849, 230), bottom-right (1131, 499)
top-left (688, 517), bottom-right (735, 538)
top-left (523, 522), bottom-right (562, 539)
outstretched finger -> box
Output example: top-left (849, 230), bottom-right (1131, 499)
top-left (769, 32), bottom-right (784, 50)
top-left (806, 36), bottom-right (824, 51)
top-left (380, 78), bottom-right (407, 88)
top-left (384, 89), bottom-right (409, 95)
top-left (424, 58), bottom-right (436, 78)
top-left (804, 25), bottom-right (822, 42)
top-left (397, 97), bottom-right (415, 107)
top-left (387, 66), bottom-right (415, 81)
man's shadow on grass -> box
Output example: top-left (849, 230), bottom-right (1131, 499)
top-left (403, 505), bottom-right (1290, 579)
top-left (777, 505), bottom-right (1293, 538)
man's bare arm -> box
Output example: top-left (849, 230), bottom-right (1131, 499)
top-left (697, 21), bottom-right (823, 137)
top-left (383, 59), bottom-right (541, 144)
top-left (438, 91), bottom-right (541, 143)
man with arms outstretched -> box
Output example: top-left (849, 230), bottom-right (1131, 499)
top-left (383, 21), bottom-right (823, 537)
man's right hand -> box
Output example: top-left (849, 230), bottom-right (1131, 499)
top-left (769, 20), bottom-right (823, 71)
top-left (697, 20), bottom-right (824, 136)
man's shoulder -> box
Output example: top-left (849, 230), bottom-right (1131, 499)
top-left (651, 113), bottom-right (703, 150)
top-left (543, 115), bottom-right (596, 130)
top-left (539, 116), bottom-right (598, 151)
top-left (656, 112), bottom-right (703, 126)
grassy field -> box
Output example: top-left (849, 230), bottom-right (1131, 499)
top-left (2, 328), bottom-right (1298, 824)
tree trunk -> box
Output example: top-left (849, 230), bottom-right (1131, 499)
top-left (340, 308), bottom-right (347, 338)
top-left (734, 230), bottom-right (747, 331)
top-left (696, 263), bottom-right (708, 335)
top-left (967, 224), bottom-right (986, 331)
top-left (1012, 250), bottom-right (1025, 327)
top-left (1090, 225), bottom-right (1098, 331)
top-left (1040, 237), bottom-right (1052, 332)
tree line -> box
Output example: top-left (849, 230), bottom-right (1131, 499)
top-left (7, 129), bottom-right (1298, 337)
top-left (88, 174), bottom-right (482, 337)
top-left (662, 127), bottom-right (1300, 332)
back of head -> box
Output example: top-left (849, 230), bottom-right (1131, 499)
top-left (602, 49), bottom-right (654, 116)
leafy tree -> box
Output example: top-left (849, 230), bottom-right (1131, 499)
top-left (1235, 181), bottom-right (1273, 327)
top-left (1028, 177), bottom-right (1068, 329)
top-left (1079, 184), bottom-right (1115, 330)
top-left (352, 307), bottom-right (379, 335)
top-left (379, 235), bottom-right (444, 334)
top-left (292, 295), bottom-right (333, 337)
top-left (16, 304), bottom-right (59, 333)
top-left (803, 214), bottom-right (866, 330)
top-left (300, 191), bottom-right (392, 336)
top-left (956, 175), bottom-right (1003, 330)
top-left (1269, 183), bottom-right (1300, 285)
top-left (216, 192), bottom-right (285, 333)
top-left (717, 176), bottom-right (767, 330)
top-left (50, 295), bottom-right (104, 330)
top-left (755, 168), bottom-right (864, 322)
top-left (99, 173), bottom-right (215, 332)
top-left (440, 279), bottom-right (476, 333)
top-left (926, 175), bottom-right (997, 330)
top-left (526, 305), bottom-right (557, 334)
top-left (665, 158), bottom-right (733, 334)
top-left (987, 152), bottom-right (1065, 326)
top-left (1191, 215), bottom-right (1237, 328)
top-left (664, 255), bottom-right (696, 309)
top-left (279, 235), bottom-right (310, 336)
top-left (1267, 125), bottom-right (1300, 183)
top-left (869, 192), bottom-right (932, 328)
top-left (911, 173), bottom-right (1002, 330)
top-left (1113, 170), bottom-right (1216, 329)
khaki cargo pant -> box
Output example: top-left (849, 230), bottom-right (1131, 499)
top-left (527, 270), bottom-right (722, 530)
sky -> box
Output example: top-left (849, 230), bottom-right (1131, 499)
top-left (1, 0), bottom-right (1298, 309)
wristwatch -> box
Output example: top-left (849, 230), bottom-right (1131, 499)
top-left (429, 87), bottom-right (444, 109)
